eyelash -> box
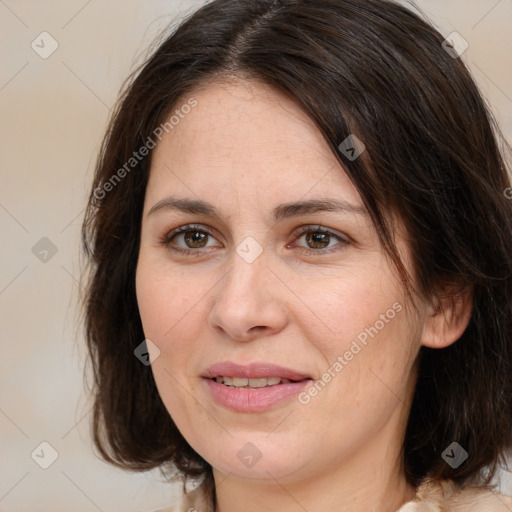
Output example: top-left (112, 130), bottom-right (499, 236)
top-left (159, 224), bottom-right (350, 257)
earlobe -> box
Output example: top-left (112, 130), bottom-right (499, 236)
top-left (420, 286), bottom-right (473, 349)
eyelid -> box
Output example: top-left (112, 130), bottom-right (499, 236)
top-left (159, 223), bottom-right (351, 257)
top-left (160, 223), bottom-right (222, 247)
top-left (288, 224), bottom-right (351, 254)
top-left (291, 224), bottom-right (351, 243)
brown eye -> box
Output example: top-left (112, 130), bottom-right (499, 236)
top-left (292, 226), bottom-right (350, 254)
top-left (161, 224), bottom-right (222, 255)
top-left (183, 230), bottom-right (209, 248)
top-left (305, 231), bottom-right (331, 249)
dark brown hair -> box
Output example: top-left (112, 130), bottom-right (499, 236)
top-left (82, 0), bottom-right (512, 498)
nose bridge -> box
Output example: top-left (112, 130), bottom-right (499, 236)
top-left (219, 247), bottom-right (269, 309)
top-left (220, 227), bottom-right (269, 295)
top-left (208, 244), bottom-right (288, 340)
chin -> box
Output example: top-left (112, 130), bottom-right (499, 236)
top-left (198, 436), bottom-right (312, 483)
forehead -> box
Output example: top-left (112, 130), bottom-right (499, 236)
top-left (147, 78), bottom-right (363, 207)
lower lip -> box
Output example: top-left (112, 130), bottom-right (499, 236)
top-left (204, 378), bottom-right (311, 412)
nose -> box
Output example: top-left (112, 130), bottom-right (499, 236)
top-left (207, 249), bottom-right (289, 342)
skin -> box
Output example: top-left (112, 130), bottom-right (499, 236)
top-left (136, 78), bottom-right (472, 512)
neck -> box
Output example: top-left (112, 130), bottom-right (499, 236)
top-left (212, 436), bottom-right (416, 512)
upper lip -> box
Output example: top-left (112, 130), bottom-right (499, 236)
top-left (203, 362), bottom-right (311, 381)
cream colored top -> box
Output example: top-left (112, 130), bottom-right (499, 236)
top-left (151, 478), bottom-right (512, 512)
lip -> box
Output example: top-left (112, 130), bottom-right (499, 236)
top-left (202, 361), bottom-right (311, 381)
top-left (202, 361), bottom-right (312, 413)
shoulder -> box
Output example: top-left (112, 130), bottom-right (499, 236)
top-left (147, 478), bottom-right (512, 512)
top-left (148, 482), bottom-right (210, 512)
top-left (398, 478), bottom-right (512, 512)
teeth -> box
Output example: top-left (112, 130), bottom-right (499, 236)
top-left (233, 377), bottom-right (249, 387)
top-left (248, 378), bottom-right (268, 388)
top-left (214, 376), bottom-right (292, 388)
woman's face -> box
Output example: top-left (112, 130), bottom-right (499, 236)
top-left (136, 79), bottom-right (428, 484)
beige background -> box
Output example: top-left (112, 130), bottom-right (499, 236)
top-left (1, 1), bottom-right (511, 510)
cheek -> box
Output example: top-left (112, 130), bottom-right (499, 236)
top-left (135, 256), bottom-right (209, 423)
top-left (292, 262), bottom-right (403, 348)
top-left (293, 265), bottom-right (417, 401)
top-left (135, 252), bottom-right (215, 371)
top-left (137, 251), bottom-right (195, 338)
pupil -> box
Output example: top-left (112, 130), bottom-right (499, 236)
top-left (185, 231), bottom-right (207, 248)
top-left (307, 232), bottom-right (329, 249)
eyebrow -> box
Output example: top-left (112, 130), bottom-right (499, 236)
top-left (147, 197), bottom-right (368, 221)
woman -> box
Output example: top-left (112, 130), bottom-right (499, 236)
top-left (81, 0), bottom-right (512, 511)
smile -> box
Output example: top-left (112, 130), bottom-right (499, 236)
top-left (213, 376), bottom-right (293, 388)
top-left (203, 362), bottom-right (313, 412)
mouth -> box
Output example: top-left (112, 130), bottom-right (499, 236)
top-left (202, 362), bottom-right (313, 412)
top-left (212, 376), bottom-right (298, 389)
top-left (203, 361), bottom-right (311, 380)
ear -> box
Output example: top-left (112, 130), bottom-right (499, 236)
top-left (421, 284), bottom-right (473, 349)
